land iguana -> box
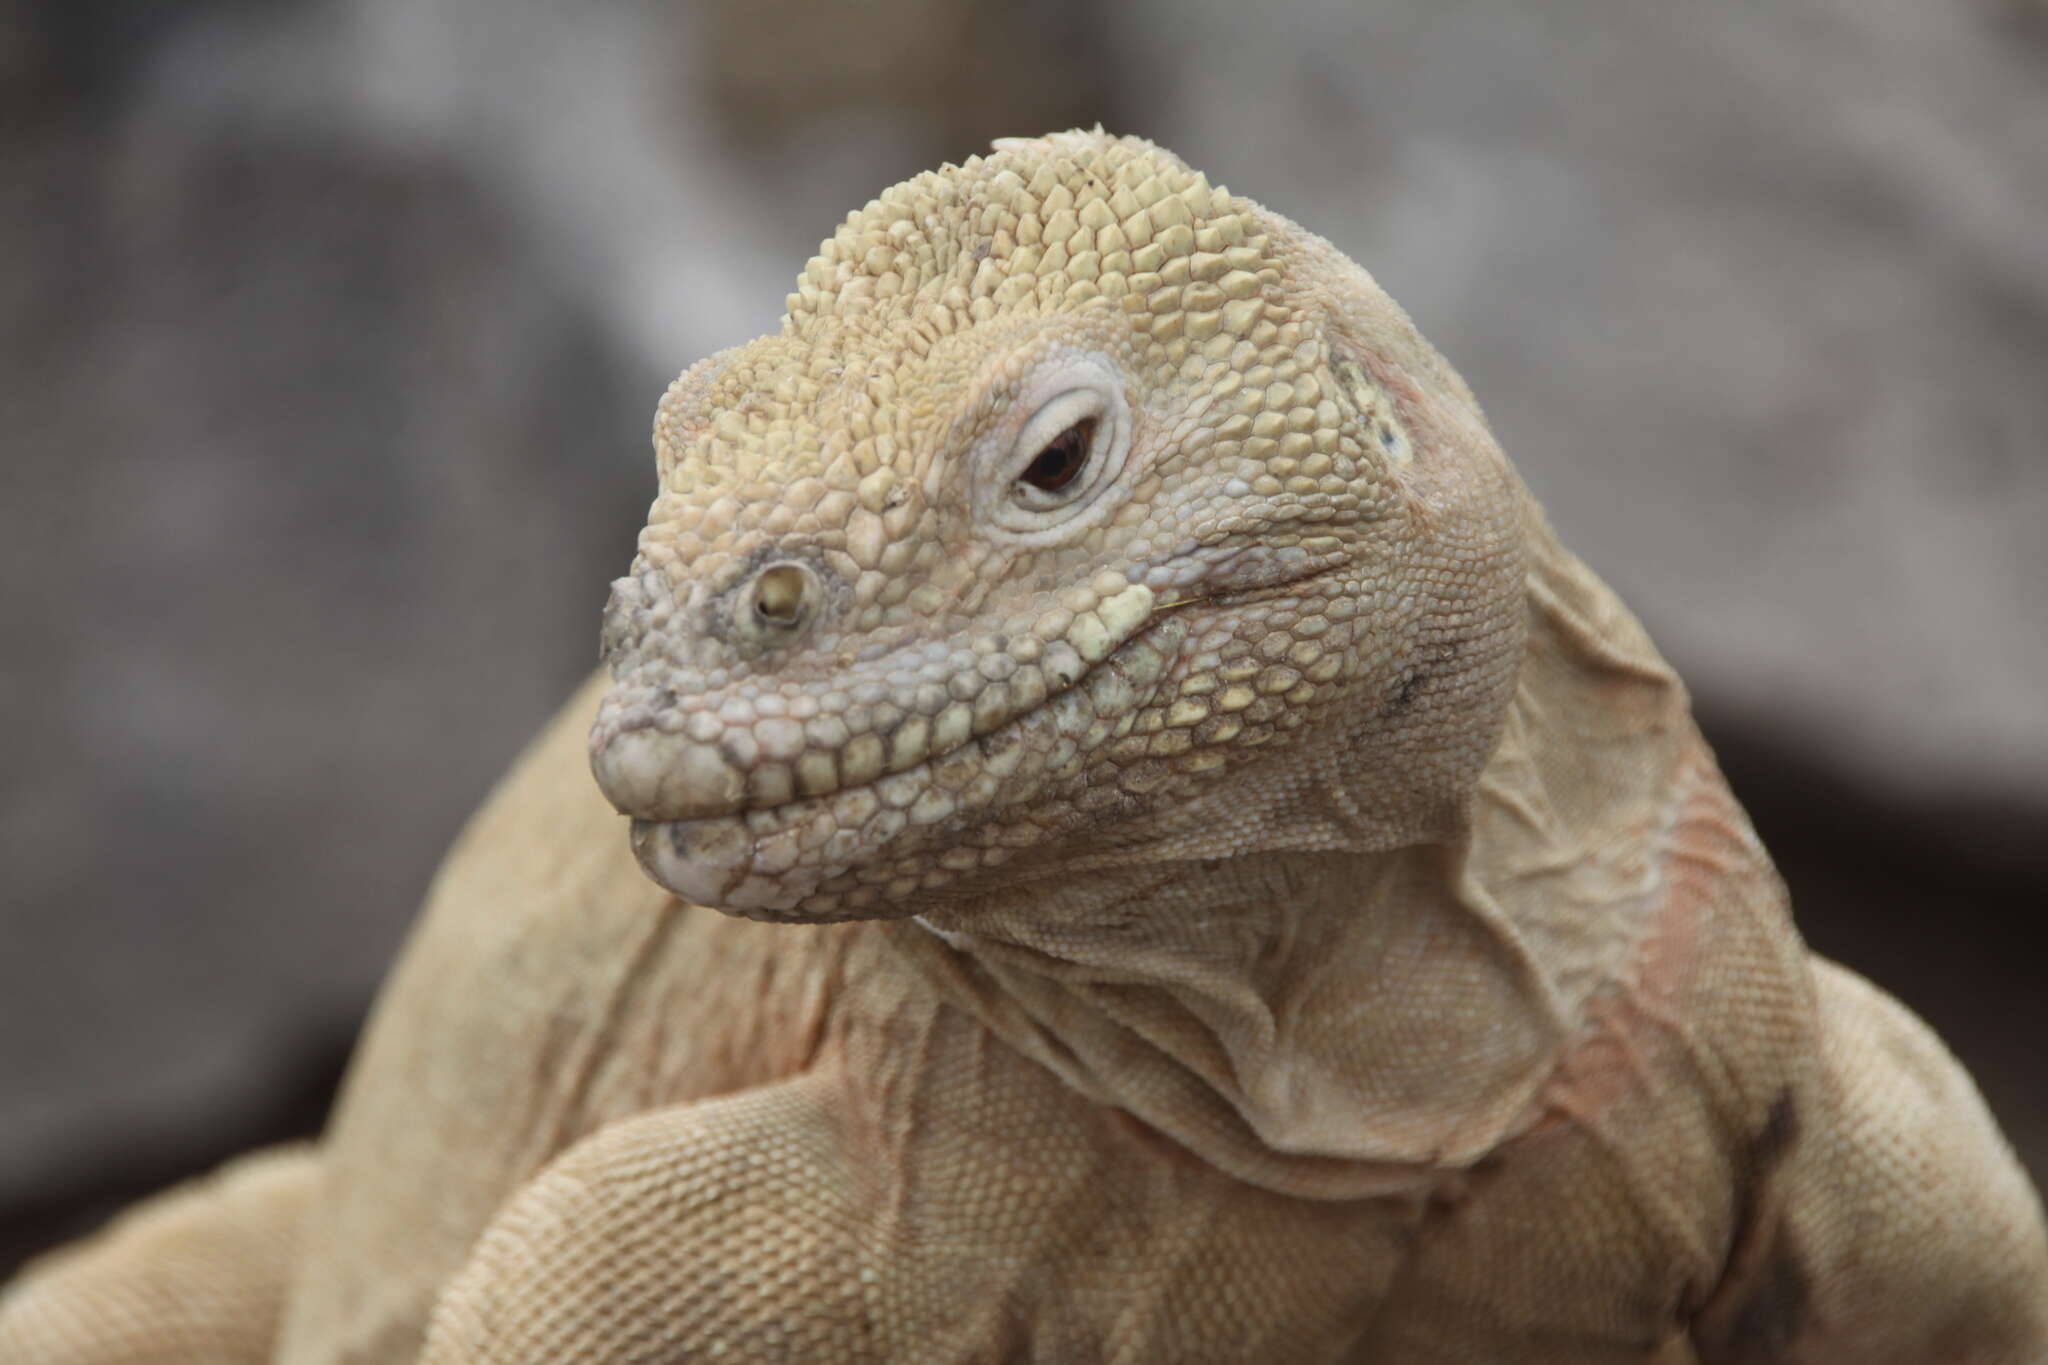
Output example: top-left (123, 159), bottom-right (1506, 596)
top-left (5, 130), bottom-right (2044, 1364)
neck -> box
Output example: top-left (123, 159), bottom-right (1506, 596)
top-left (890, 515), bottom-right (1717, 1199)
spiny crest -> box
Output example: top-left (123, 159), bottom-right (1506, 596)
top-left (782, 130), bottom-right (1272, 335)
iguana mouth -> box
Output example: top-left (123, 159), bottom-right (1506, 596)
top-left (591, 544), bottom-right (1355, 917)
top-left (592, 581), bottom-right (1160, 824)
top-left (617, 608), bottom-right (1192, 918)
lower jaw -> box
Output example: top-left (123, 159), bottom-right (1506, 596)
top-left (625, 731), bottom-right (1010, 918)
top-left (630, 815), bottom-right (837, 917)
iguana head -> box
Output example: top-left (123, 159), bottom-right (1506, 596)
top-left (591, 130), bottom-right (1528, 921)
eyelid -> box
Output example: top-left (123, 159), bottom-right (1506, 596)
top-left (1013, 388), bottom-right (1108, 478)
top-left (973, 350), bottom-right (1134, 543)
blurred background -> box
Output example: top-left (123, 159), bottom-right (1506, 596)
top-left (3, 0), bottom-right (2045, 1274)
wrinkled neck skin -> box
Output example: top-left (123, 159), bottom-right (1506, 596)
top-left (888, 508), bottom-right (1707, 1200)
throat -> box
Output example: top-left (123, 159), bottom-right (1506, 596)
top-left (892, 844), bottom-right (1574, 1200)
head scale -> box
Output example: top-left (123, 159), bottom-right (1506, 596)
top-left (591, 130), bottom-right (1528, 921)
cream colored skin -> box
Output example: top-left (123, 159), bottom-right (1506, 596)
top-left (4, 131), bottom-right (2045, 1364)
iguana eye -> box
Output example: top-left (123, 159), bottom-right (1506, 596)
top-left (980, 356), bottom-right (1132, 541)
top-left (1019, 418), bottom-right (1096, 495)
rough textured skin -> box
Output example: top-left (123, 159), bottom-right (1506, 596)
top-left (4, 131), bottom-right (2044, 1363)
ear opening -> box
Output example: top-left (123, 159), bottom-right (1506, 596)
top-left (1331, 353), bottom-right (1418, 471)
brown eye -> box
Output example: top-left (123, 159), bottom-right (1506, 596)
top-left (1019, 418), bottom-right (1095, 494)
top-left (988, 373), bottom-right (1127, 535)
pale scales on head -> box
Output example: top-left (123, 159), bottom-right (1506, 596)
top-left (593, 129), bottom-right (1521, 921)
top-left (646, 134), bottom-right (1288, 528)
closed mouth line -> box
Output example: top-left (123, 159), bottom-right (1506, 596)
top-left (596, 556), bottom-right (1346, 832)
top-left (633, 611), bottom-right (1186, 833)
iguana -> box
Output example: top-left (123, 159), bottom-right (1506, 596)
top-left (4, 130), bottom-right (2043, 1364)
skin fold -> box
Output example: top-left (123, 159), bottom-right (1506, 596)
top-left (4, 130), bottom-right (2043, 1364)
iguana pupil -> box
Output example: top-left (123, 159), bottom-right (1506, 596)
top-left (1019, 417), bottom-right (1094, 493)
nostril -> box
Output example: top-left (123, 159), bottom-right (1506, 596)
top-left (750, 563), bottom-right (813, 628)
top-left (726, 556), bottom-right (828, 652)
